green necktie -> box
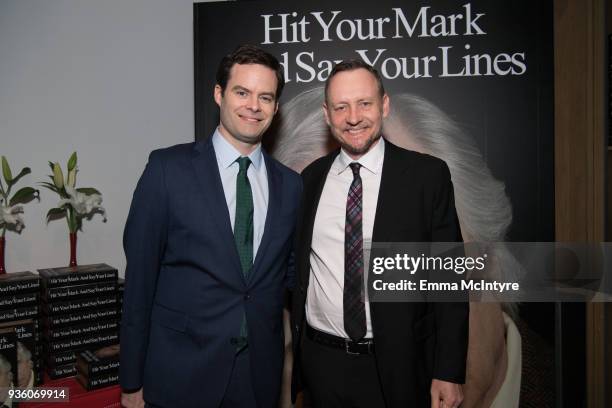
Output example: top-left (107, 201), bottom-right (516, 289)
top-left (234, 157), bottom-right (253, 351)
top-left (234, 157), bottom-right (254, 276)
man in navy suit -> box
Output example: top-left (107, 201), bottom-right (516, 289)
top-left (120, 44), bottom-right (301, 408)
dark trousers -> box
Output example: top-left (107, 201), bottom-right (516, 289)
top-left (220, 348), bottom-right (258, 408)
top-left (145, 349), bottom-right (257, 408)
top-left (301, 332), bottom-right (386, 408)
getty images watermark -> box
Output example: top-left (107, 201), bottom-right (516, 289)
top-left (365, 242), bottom-right (612, 302)
top-left (371, 251), bottom-right (518, 292)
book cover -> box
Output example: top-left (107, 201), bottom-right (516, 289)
top-left (0, 321), bottom-right (41, 388)
top-left (16, 339), bottom-right (37, 388)
top-left (0, 327), bottom-right (17, 396)
top-left (0, 319), bottom-right (38, 354)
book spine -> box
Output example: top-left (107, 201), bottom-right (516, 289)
top-left (44, 307), bottom-right (119, 328)
top-left (76, 371), bottom-right (119, 391)
top-left (42, 295), bottom-right (118, 315)
top-left (0, 280), bottom-right (40, 296)
top-left (43, 282), bottom-right (117, 302)
top-left (41, 270), bottom-right (118, 289)
top-left (76, 358), bottom-right (120, 377)
top-left (0, 306), bottom-right (39, 323)
top-left (46, 331), bottom-right (119, 353)
top-left (44, 319), bottom-right (119, 341)
top-left (0, 293), bottom-right (38, 310)
top-left (45, 349), bottom-right (78, 367)
top-left (46, 363), bottom-right (76, 379)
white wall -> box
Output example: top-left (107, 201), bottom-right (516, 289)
top-left (0, 0), bottom-right (199, 276)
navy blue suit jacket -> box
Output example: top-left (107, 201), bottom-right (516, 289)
top-left (120, 137), bottom-right (301, 408)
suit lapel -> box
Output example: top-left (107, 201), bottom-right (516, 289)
top-left (191, 138), bottom-right (244, 284)
top-left (371, 140), bottom-right (412, 243)
top-left (248, 151), bottom-right (281, 284)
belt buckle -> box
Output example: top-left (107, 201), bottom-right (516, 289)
top-left (345, 339), bottom-right (360, 355)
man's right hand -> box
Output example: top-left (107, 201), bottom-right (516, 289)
top-left (121, 388), bottom-right (144, 408)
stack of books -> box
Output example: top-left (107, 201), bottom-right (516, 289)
top-left (39, 264), bottom-right (120, 380)
top-left (118, 278), bottom-right (124, 317)
top-left (0, 271), bottom-right (42, 389)
top-left (75, 344), bottom-right (120, 390)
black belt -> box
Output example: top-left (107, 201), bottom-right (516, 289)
top-left (306, 325), bottom-right (375, 355)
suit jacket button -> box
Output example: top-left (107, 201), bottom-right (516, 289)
top-left (299, 285), bottom-right (305, 294)
top-left (244, 293), bottom-right (250, 300)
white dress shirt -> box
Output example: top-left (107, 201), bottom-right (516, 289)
top-left (212, 128), bottom-right (269, 259)
top-left (306, 138), bottom-right (385, 339)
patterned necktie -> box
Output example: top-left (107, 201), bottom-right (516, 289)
top-left (234, 157), bottom-right (253, 277)
top-left (234, 156), bottom-right (253, 351)
top-left (344, 162), bottom-right (366, 342)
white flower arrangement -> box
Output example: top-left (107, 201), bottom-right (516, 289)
top-left (40, 152), bottom-right (106, 233)
top-left (0, 156), bottom-right (39, 236)
top-left (58, 185), bottom-right (106, 220)
top-left (0, 204), bottom-right (25, 232)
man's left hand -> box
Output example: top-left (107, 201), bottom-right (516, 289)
top-left (430, 379), bottom-right (463, 408)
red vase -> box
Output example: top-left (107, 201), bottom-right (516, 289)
top-left (0, 236), bottom-right (5, 274)
top-left (69, 232), bottom-right (77, 267)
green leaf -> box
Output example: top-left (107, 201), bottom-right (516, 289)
top-left (1, 156), bottom-right (12, 184)
top-left (9, 187), bottom-right (38, 206)
top-left (46, 207), bottom-right (66, 222)
top-left (39, 182), bottom-right (60, 193)
top-left (8, 167), bottom-right (31, 186)
top-left (76, 187), bottom-right (101, 195)
top-left (67, 152), bottom-right (77, 171)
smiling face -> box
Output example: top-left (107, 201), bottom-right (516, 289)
top-left (323, 68), bottom-right (389, 160)
top-left (214, 63), bottom-right (279, 155)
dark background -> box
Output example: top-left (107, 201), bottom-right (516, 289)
top-left (194, 0), bottom-right (555, 243)
top-left (194, 0), bottom-right (567, 404)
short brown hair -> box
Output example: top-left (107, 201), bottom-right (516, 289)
top-left (216, 44), bottom-right (285, 100)
top-left (324, 59), bottom-right (386, 102)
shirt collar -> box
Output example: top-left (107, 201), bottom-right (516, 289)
top-left (212, 127), bottom-right (263, 170)
top-left (335, 137), bottom-right (385, 175)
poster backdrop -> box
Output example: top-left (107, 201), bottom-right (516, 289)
top-left (194, 0), bottom-right (554, 242)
